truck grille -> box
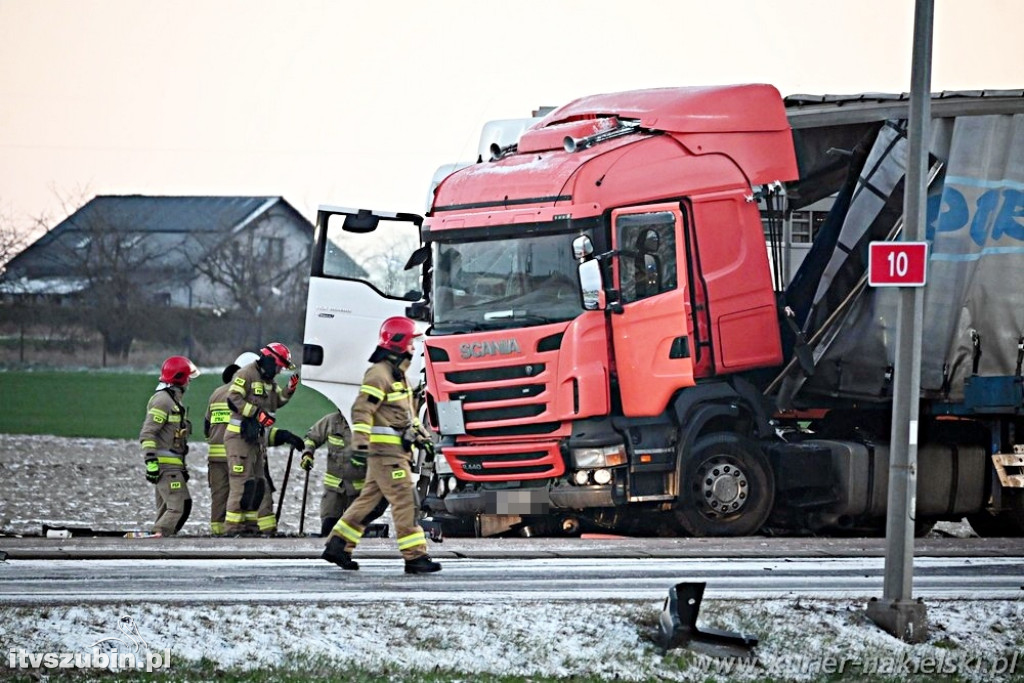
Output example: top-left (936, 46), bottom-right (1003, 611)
top-left (465, 404), bottom-right (545, 422)
top-left (445, 443), bottom-right (565, 480)
top-left (449, 384), bottom-right (545, 402)
top-left (442, 363), bottom-right (556, 438)
top-left (446, 363), bottom-right (546, 384)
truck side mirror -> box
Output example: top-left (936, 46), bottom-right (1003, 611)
top-left (404, 245), bottom-right (431, 270)
top-left (572, 235), bottom-right (595, 260)
top-left (406, 300), bottom-right (431, 321)
top-left (577, 259), bottom-right (604, 311)
top-left (341, 210), bottom-right (380, 233)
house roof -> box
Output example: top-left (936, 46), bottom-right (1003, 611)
top-left (3, 195), bottom-right (314, 280)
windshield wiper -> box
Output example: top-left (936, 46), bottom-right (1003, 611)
top-left (482, 311), bottom-right (560, 327)
top-left (432, 319), bottom-right (486, 334)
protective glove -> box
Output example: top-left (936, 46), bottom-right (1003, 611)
top-left (288, 373), bottom-right (300, 393)
top-left (300, 452), bottom-right (315, 471)
top-left (144, 457), bottom-right (160, 484)
top-left (350, 453), bottom-right (366, 468)
top-left (182, 469), bottom-right (190, 482)
top-left (256, 410), bottom-right (275, 428)
top-left (418, 439), bottom-right (436, 462)
top-left (401, 426), bottom-right (418, 452)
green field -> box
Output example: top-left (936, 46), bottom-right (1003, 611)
top-left (0, 370), bottom-right (336, 439)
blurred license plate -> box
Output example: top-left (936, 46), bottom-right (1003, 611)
top-left (485, 488), bottom-right (550, 515)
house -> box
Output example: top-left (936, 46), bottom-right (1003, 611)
top-left (0, 195), bottom-right (328, 312)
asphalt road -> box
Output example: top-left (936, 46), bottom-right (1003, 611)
top-left (1, 554), bottom-right (1021, 604)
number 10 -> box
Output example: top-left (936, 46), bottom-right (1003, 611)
top-left (887, 251), bottom-right (909, 277)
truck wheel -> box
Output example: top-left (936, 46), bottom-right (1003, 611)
top-left (674, 433), bottom-right (775, 537)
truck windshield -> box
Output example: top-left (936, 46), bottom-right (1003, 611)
top-left (432, 232), bottom-right (585, 333)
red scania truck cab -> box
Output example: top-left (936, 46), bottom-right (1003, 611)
top-left (423, 85), bottom-right (794, 536)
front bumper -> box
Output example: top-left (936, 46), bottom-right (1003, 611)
top-left (444, 483), bottom-right (615, 515)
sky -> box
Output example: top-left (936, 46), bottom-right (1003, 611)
top-left (1, 0), bottom-right (1022, 240)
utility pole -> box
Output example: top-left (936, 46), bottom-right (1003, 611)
top-left (866, 0), bottom-right (933, 642)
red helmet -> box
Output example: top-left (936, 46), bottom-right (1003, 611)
top-left (378, 316), bottom-right (420, 354)
top-left (160, 356), bottom-right (200, 386)
top-left (260, 342), bottom-right (295, 370)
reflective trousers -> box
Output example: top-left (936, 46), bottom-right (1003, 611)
top-left (208, 460), bottom-right (228, 535)
top-left (153, 469), bottom-right (191, 536)
top-left (328, 454), bottom-right (426, 561)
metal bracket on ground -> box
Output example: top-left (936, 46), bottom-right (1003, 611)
top-left (657, 582), bottom-right (758, 657)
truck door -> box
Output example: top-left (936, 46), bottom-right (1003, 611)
top-left (610, 204), bottom-right (695, 416)
top-left (302, 206), bottom-right (425, 413)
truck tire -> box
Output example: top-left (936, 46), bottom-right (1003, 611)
top-left (673, 433), bottom-right (775, 537)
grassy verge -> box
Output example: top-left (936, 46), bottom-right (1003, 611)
top-left (2, 664), bottom-right (613, 683)
top-left (0, 370), bottom-right (335, 439)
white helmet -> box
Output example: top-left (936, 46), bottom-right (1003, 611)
top-left (234, 351), bottom-right (260, 367)
top-left (221, 351), bottom-right (262, 383)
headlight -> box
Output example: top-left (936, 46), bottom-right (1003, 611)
top-left (434, 451), bottom-right (454, 475)
top-left (573, 470), bottom-right (591, 486)
top-left (571, 444), bottom-right (627, 469)
top-left (593, 468), bottom-right (612, 485)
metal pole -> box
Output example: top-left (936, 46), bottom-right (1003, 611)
top-left (275, 446), bottom-right (295, 524)
top-left (867, 0), bottom-right (932, 642)
top-left (298, 468), bottom-right (310, 536)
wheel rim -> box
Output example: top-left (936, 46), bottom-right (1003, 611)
top-left (694, 455), bottom-right (749, 518)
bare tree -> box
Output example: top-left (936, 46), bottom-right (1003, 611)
top-left (188, 223), bottom-right (309, 347)
top-left (358, 231), bottom-right (422, 299)
top-left (51, 201), bottom-right (188, 364)
top-left (0, 200), bottom-right (30, 276)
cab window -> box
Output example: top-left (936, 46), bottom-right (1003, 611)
top-left (616, 211), bottom-right (677, 303)
top-left (322, 213), bottom-right (422, 300)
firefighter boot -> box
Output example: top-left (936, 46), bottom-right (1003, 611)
top-left (404, 555), bottom-right (442, 574)
top-left (321, 536), bottom-right (359, 570)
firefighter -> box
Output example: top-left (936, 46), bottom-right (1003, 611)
top-left (139, 355), bottom-right (199, 537)
top-left (204, 351), bottom-right (258, 535)
top-left (300, 409), bottom-right (388, 537)
top-left (222, 342), bottom-right (302, 536)
top-left (322, 316), bottom-right (441, 574)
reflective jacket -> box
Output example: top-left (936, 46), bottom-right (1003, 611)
top-left (225, 361), bottom-right (295, 444)
top-left (303, 411), bottom-right (366, 493)
top-left (139, 385), bottom-right (190, 473)
top-left (351, 359), bottom-right (414, 458)
top-left (204, 384), bottom-right (232, 462)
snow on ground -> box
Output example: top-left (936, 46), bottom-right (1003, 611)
top-left (1, 436), bottom-right (1022, 681)
top-left (1, 599), bottom-right (1022, 681)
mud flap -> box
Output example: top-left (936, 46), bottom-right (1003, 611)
top-left (657, 582), bottom-right (758, 657)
